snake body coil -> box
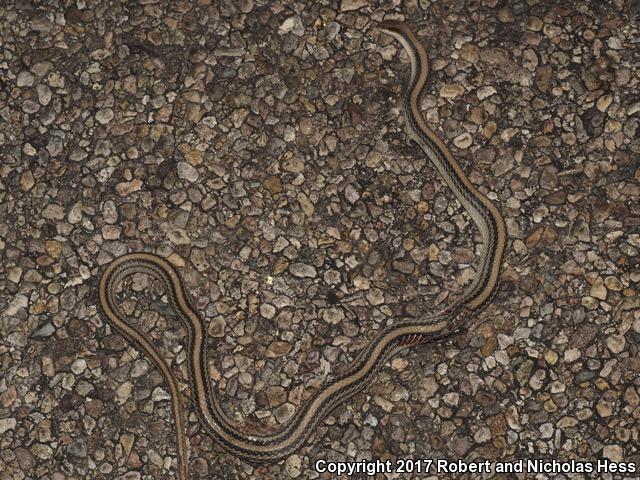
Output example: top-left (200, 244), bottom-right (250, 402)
top-left (98, 21), bottom-right (505, 478)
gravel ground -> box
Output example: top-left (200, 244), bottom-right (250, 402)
top-left (1, 1), bottom-right (639, 479)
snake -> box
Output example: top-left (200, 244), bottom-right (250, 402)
top-left (98, 21), bottom-right (506, 478)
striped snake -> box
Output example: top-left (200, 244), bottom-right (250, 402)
top-left (98, 21), bottom-right (506, 478)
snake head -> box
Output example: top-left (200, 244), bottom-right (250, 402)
top-left (378, 20), bottom-right (406, 34)
top-left (378, 20), bottom-right (417, 41)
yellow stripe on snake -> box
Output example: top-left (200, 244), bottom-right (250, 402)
top-left (98, 21), bottom-right (506, 478)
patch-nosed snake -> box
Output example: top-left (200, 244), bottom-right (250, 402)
top-left (98, 21), bottom-right (506, 479)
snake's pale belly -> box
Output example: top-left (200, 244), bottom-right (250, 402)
top-left (98, 21), bottom-right (506, 478)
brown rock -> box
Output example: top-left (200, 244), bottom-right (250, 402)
top-left (525, 226), bottom-right (544, 249)
top-left (497, 7), bottom-right (514, 23)
top-left (481, 337), bottom-right (497, 357)
top-left (264, 175), bottom-right (283, 194)
top-left (20, 171), bottom-right (35, 191)
top-left (265, 341), bottom-right (292, 358)
top-left (115, 179), bottom-right (143, 196)
top-left (535, 65), bottom-right (553, 92)
top-left (581, 67), bottom-right (602, 91)
top-left (525, 16), bottom-right (544, 31)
